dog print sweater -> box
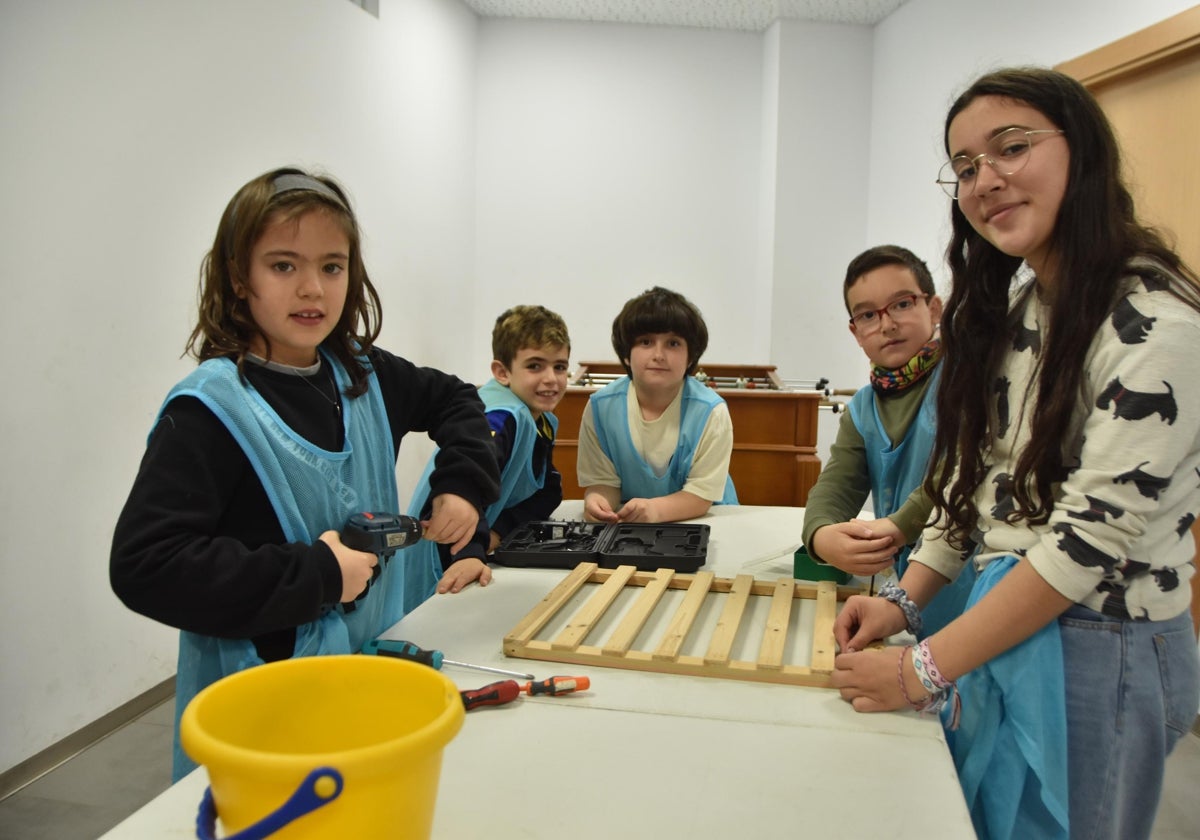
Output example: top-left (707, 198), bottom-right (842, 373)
top-left (914, 258), bottom-right (1200, 621)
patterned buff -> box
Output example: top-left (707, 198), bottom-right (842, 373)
top-left (870, 336), bottom-right (942, 394)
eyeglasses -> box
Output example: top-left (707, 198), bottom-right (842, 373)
top-left (849, 293), bottom-right (929, 334)
top-left (936, 127), bottom-right (1065, 199)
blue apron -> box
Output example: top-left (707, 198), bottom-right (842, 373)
top-left (946, 554), bottom-right (1069, 840)
top-left (849, 366), bottom-right (973, 636)
top-left (161, 352), bottom-right (399, 780)
top-left (590, 376), bottom-right (737, 504)
top-left (405, 379), bottom-right (559, 612)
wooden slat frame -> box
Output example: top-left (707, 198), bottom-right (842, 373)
top-left (503, 565), bottom-right (864, 688)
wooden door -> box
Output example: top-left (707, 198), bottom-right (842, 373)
top-left (1058, 6), bottom-right (1200, 270)
top-left (1058, 7), bottom-right (1200, 634)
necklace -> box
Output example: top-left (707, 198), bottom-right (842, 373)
top-left (301, 362), bottom-right (342, 417)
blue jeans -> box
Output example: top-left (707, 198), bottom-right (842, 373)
top-left (1059, 604), bottom-right (1199, 840)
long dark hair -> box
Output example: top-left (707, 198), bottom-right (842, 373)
top-left (927, 67), bottom-right (1199, 547)
top-left (186, 167), bottom-right (383, 397)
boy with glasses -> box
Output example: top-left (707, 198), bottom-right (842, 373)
top-left (802, 245), bottom-right (973, 637)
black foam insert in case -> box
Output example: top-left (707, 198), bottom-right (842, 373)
top-left (493, 520), bottom-right (710, 572)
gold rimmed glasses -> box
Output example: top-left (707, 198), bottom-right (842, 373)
top-left (936, 127), bottom-right (1065, 199)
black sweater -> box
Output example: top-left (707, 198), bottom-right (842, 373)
top-left (110, 348), bottom-right (500, 662)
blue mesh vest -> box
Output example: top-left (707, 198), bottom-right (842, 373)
top-left (590, 376), bottom-right (737, 505)
top-left (847, 364), bottom-right (974, 636)
top-left (161, 352), bottom-right (399, 780)
top-left (404, 379), bottom-right (559, 612)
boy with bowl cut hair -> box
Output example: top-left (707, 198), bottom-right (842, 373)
top-left (578, 286), bottom-right (736, 524)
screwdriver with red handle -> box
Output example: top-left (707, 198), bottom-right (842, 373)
top-left (459, 675), bottom-right (591, 711)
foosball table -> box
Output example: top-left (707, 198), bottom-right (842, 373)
top-left (554, 362), bottom-right (825, 507)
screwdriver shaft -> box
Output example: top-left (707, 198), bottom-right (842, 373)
top-left (442, 658), bottom-right (535, 680)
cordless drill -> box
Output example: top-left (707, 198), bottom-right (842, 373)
top-left (338, 512), bottom-right (423, 610)
top-left (341, 511), bottom-right (423, 557)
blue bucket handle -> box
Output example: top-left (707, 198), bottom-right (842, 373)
top-left (195, 766), bottom-right (344, 840)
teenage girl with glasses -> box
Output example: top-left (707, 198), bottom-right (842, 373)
top-left (832, 67), bottom-right (1200, 840)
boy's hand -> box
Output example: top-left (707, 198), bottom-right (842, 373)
top-left (318, 530), bottom-right (378, 602)
top-left (583, 488), bottom-right (621, 523)
top-left (615, 497), bottom-right (660, 523)
top-left (437, 557), bottom-right (492, 594)
top-left (809, 522), bottom-right (897, 576)
top-left (422, 493), bottom-right (481, 554)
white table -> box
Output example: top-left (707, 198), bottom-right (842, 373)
top-left (102, 504), bottom-right (975, 839)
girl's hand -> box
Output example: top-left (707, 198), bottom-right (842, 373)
top-left (831, 646), bottom-right (912, 712)
top-left (422, 493), bottom-right (481, 554)
top-left (437, 557), bottom-right (492, 594)
top-left (318, 530), bottom-right (378, 602)
top-left (834, 593), bottom-right (908, 652)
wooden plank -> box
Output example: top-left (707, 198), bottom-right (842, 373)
top-left (652, 571), bottom-right (714, 661)
top-left (550, 564), bottom-right (635, 651)
top-left (512, 639), bottom-right (832, 688)
top-left (504, 562), bottom-right (597, 646)
top-left (703, 574), bottom-right (754, 665)
top-left (755, 578), bottom-right (795, 670)
top-left (602, 568), bottom-right (674, 656)
top-left (503, 568), bottom-right (857, 689)
top-left (810, 580), bottom-right (838, 673)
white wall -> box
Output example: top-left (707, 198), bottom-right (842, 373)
top-left (472, 19), bottom-right (766, 377)
top-left (866, 0), bottom-right (1200, 282)
top-left (0, 0), bottom-right (478, 775)
top-left (765, 19), bottom-right (875, 394)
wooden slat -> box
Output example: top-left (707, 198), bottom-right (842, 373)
top-left (810, 580), bottom-right (838, 673)
top-left (602, 568), bottom-right (674, 655)
top-left (755, 578), bottom-right (795, 670)
top-left (513, 639), bottom-right (832, 688)
top-left (550, 564), bottom-right (635, 651)
top-left (652, 571), bottom-right (714, 661)
top-left (504, 569), bottom-right (864, 689)
top-left (703, 573), bottom-right (754, 665)
top-left (504, 562), bottom-right (597, 645)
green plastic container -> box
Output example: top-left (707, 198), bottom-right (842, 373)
top-left (793, 546), bottom-right (852, 585)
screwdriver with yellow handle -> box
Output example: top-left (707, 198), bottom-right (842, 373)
top-left (460, 675), bottom-right (592, 711)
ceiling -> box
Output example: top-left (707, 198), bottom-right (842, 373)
top-left (461, 0), bottom-right (911, 31)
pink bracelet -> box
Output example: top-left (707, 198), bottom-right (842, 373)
top-left (911, 640), bottom-right (962, 729)
top-left (896, 646), bottom-right (931, 710)
top-left (916, 639), bottom-right (954, 689)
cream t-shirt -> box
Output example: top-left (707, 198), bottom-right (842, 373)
top-left (576, 385), bottom-right (734, 502)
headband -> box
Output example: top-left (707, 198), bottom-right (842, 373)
top-left (271, 173), bottom-right (348, 210)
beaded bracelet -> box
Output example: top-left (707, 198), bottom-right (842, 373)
top-left (877, 581), bottom-right (923, 637)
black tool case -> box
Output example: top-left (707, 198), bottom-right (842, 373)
top-left (493, 520), bottom-right (710, 572)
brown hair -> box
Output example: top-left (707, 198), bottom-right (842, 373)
top-left (492, 305), bottom-right (571, 368)
top-left (843, 245), bottom-right (936, 315)
top-left (186, 167), bottom-right (383, 396)
top-left (611, 287), bottom-right (709, 376)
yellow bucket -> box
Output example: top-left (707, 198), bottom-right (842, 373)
top-left (181, 655), bottom-right (464, 839)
